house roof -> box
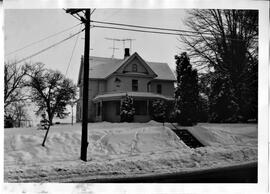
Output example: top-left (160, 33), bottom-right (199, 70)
top-left (92, 92), bottom-right (174, 102)
top-left (79, 52), bottom-right (176, 83)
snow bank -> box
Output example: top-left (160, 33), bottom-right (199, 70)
top-left (4, 122), bottom-right (257, 182)
top-left (188, 124), bottom-right (257, 146)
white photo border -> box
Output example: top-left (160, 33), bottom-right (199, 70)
top-left (1, 0), bottom-right (269, 194)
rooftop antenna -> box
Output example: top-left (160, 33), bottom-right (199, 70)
top-left (105, 38), bottom-right (120, 58)
top-left (119, 38), bottom-right (135, 53)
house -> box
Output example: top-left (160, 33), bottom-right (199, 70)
top-left (76, 48), bottom-right (176, 122)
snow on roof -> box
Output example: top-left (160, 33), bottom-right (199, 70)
top-left (93, 91), bottom-right (174, 102)
top-left (86, 53), bottom-right (176, 81)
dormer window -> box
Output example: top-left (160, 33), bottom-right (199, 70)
top-left (132, 64), bottom-right (138, 72)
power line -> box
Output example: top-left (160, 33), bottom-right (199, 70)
top-left (14, 28), bottom-right (85, 65)
top-left (92, 24), bottom-right (203, 37)
top-left (6, 23), bottom-right (82, 57)
top-left (65, 24), bottom-right (82, 76)
top-left (92, 24), bottom-right (258, 41)
top-left (91, 8), bottom-right (96, 15)
top-left (91, 20), bottom-right (213, 36)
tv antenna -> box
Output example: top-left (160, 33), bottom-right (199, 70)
top-left (105, 38), bottom-right (120, 58)
top-left (105, 38), bottom-right (136, 58)
top-left (120, 38), bottom-right (136, 53)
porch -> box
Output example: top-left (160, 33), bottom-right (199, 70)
top-left (93, 92), bottom-right (174, 122)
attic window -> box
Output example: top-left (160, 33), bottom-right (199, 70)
top-left (115, 77), bottom-right (121, 87)
top-left (132, 64), bottom-right (138, 72)
top-left (115, 77), bottom-right (121, 83)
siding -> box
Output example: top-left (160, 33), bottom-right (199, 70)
top-left (77, 80), bottom-right (107, 122)
top-left (107, 75), bottom-right (152, 93)
top-left (150, 80), bottom-right (174, 97)
top-left (123, 58), bottom-right (148, 73)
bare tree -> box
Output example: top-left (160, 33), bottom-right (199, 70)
top-left (5, 102), bottom-right (30, 127)
top-left (26, 63), bottom-right (77, 125)
top-left (4, 62), bottom-right (28, 109)
top-left (181, 9), bottom-right (258, 73)
top-left (181, 9), bottom-right (258, 121)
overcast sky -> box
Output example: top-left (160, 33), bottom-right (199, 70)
top-left (5, 9), bottom-right (188, 83)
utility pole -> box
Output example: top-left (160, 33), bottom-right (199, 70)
top-left (81, 9), bottom-right (90, 161)
top-left (66, 8), bottom-right (91, 162)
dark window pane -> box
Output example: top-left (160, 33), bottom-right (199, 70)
top-left (132, 64), bottom-right (137, 72)
top-left (134, 101), bottom-right (147, 115)
top-left (116, 101), bottom-right (120, 115)
top-left (157, 84), bottom-right (162, 94)
top-left (132, 80), bottom-right (138, 91)
top-left (147, 82), bottom-right (151, 92)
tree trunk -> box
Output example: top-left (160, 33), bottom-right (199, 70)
top-left (46, 110), bottom-right (53, 126)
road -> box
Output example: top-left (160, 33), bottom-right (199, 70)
top-left (78, 162), bottom-right (257, 183)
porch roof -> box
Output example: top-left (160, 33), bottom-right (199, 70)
top-left (92, 92), bottom-right (174, 102)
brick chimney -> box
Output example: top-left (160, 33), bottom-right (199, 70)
top-left (124, 48), bottom-right (130, 59)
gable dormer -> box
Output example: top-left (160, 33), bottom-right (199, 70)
top-left (113, 52), bottom-right (157, 78)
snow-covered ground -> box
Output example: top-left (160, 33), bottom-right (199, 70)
top-left (4, 121), bottom-right (257, 182)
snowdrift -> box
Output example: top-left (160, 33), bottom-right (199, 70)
top-left (4, 122), bottom-right (257, 182)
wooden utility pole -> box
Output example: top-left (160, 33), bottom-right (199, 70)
top-left (66, 8), bottom-right (91, 161)
top-left (81, 9), bottom-right (90, 161)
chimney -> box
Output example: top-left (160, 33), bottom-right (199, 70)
top-left (124, 48), bottom-right (130, 58)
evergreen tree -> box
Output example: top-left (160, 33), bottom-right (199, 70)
top-left (197, 94), bottom-right (209, 122)
top-left (175, 52), bottom-right (199, 126)
top-left (209, 74), bottom-right (239, 122)
top-left (120, 94), bottom-right (135, 122)
top-left (151, 99), bottom-right (167, 123)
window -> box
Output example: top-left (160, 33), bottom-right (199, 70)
top-left (132, 64), bottom-right (138, 72)
top-left (147, 81), bottom-right (151, 92)
top-left (134, 101), bottom-right (147, 115)
top-left (157, 84), bottom-right (162, 94)
top-left (114, 77), bottom-right (121, 88)
top-left (115, 101), bottom-right (120, 115)
top-left (132, 80), bottom-right (138, 91)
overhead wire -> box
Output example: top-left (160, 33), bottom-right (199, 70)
top-left (14, 28), bottom-right (85, 65)
top-left (91, 20), bottom-right (213, 36)
top-left (91, 8), bottom-right (96, 15)
top-left (5, 23), bottom-right (82, 57)
top-left (91, 24), bottom-right (205, 37)
top-left (91, 20), bottom-right (258, 41)
top-left (65, 24), bottom-right (82, 76)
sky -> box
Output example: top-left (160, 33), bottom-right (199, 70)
top-left (5, 9), bottom-right (188, 84)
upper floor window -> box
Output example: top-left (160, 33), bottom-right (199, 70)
top-left (114, 77), bottom-right (121, 88)
top-left (157, 84), bottom-right (162, 94)
top-left (132, 80), bottom-right (138, 91)
top-left (147, 81), bottom-right (151, 92)
top-left (132, 64), bottom-right (138, 72)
